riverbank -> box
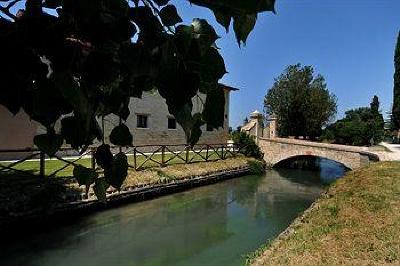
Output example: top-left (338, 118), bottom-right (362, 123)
top-left (0, 156), bottom-right (262, 230)
top-left (249, 161), bottom-right (400, 265)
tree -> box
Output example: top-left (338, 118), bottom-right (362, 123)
top-left (371, 95), bottom-right (380, 114)
top-left (392, 32), bottom-right (400, 131)
top-left (231, 131), bottom-right (263, 160)
top-left (264, 64), bottom-right (337, 139)
top-left (322, 96), bottom-right (384, 146)
top-left (0, 0), bottom-right (276, 199)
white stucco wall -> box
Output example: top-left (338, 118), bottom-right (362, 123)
top-left (103, 90), bottom-right (231, 146)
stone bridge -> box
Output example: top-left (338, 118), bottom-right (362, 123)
top-left (258, 137), bottom-right (380, 170)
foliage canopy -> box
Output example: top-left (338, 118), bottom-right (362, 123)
top-left (231, 131), bottom-right (263, 160)
top-left (0, 0), bottom-right (275, 200)
top-left (322, 96), bottom-right (385, 146)
top-left (264, 64), bottom-right (337, 139)
top-left (392, 32), bottom-right (400, 130)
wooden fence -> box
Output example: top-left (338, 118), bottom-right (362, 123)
top-left (0, 143), bottom-right (243, 178)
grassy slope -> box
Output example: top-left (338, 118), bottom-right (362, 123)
top-left (251, 162), bottom-right (400, 266)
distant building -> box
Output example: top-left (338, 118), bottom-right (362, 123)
top-left (241, 110), bottom-right (277, 140)
top-left (0, 84), bottom-right (238, 159)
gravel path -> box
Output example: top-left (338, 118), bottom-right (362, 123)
top-left (373, 142), bottom-right (400, 161)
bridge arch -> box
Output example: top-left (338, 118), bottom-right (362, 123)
top-left (273, 154), bottom-right (351, 170)
top-left (258, 137), bottom-right (378, 170)
top-left (270, 152), bottom-right (354, 170)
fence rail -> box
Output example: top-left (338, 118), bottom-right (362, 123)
top-left (0, 143), bottom-right (244, 178)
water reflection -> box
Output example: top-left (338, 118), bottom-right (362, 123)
top-left (0, 167), bottom-right (342, 266)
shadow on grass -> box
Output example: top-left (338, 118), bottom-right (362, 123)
top-left (0, 171), bottom-right (82, 221)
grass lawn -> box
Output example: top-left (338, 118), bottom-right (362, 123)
top-left (249, 161), bottom-right (400, 266)
top-left (0, 150), bottom-right (230, 178)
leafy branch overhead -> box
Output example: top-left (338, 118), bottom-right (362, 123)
top-left (0, 0), bottom-right (276, 200)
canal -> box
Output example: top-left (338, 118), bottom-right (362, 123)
top-left (0, 159), bottom-right (345, 266)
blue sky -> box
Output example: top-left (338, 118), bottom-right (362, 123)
top-left (175, 0), bottom-right (400, 128)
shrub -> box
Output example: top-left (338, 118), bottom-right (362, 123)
top-left (247, 160), bottom-right (266, 174)
top-left (231, 131), bottom-right (263, 160)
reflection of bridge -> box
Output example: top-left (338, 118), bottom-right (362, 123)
top-left (258, 137), bottom-right (380, 170)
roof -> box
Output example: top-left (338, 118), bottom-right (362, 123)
top-left (241, 121), bottom-right (256, 131)
top-left (250, 110), bottom-right (263, 118)
top-left (218, 83), bottom-right (240, 91)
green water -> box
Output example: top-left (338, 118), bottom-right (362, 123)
top-left (0, 165), bottom-right (344, 266)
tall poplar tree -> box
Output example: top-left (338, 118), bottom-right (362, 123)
top-left (392, 32), bottom-right (400, 130)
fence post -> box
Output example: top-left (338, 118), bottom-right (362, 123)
top-left (91, 149), bottom-right (96, 170)
top-left (133, 147), bottom-right (137, 170)
top-left (185, 146), bottom-right (190, 164)
top-left (221, 145), bottom-right (225, 160)
top-left (161, 145), bottom-right (166, 167)
top-left (206, 145), bottom-right (209, 161)
top-left (39, 151), bottom-right (45, 177)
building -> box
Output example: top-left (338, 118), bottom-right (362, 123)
top-left (103, 84), bottom-right (238, 146)
top-left (241, 110), bottom-right (277, 140)
top-left (0, 84), bottom-right (237, 158)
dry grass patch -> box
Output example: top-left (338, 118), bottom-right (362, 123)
top-left (123, 156), bottom-right (256, 188)
top-left (250, 161), bottom-right (400, 266)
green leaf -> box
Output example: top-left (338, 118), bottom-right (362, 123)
top-left (189, 0), bottom-right (276, 14)
top-left (33, 133), bottom-right (64, 157)
top-left (160, 5), bottom-right (182, 26)
top-left (73, 165), bottom-right (98, 194)
top-left (188, 113), bottom-right (204, 146)
top-left (192, 18), bottom-right (219, 52)
top-left (60, 116), bottom-right (100, 149)
top-left (198, 48), bottom-right (227, 92)
top-left (202, 85), bottom-right (226, 129)
top-left (104, 152), bottom-right (128, 190)
top-left (213, 9), bottom-right (231, 32)
top-left (233, 14), bottom-right (257, 46)
top-left (93, 178), bottom-right (108, 203)
top-left (189, 0), bottom-right (275, 45)
top-left (42, 0), bottom-right (62, 8)
top-left (22, 78), bottom-right (73, 127)
top-left (109, 124), bottom-right (133, 146)
top-left (52, 72), bottom-right (91, 117)
top-left (154, 0), bottom-right (170, 6)
top-left (94, 144), bottom-right (113, 169)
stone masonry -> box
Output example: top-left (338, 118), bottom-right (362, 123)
top-left (258, 137), bottom-right (378, 170)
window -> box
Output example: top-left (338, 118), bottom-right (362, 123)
top-left (137, 114), bottom-right (148, 128)
top-left (206, 124), bottom-right (213, 132)
top-left (168, 117), bottom-right (176, 129)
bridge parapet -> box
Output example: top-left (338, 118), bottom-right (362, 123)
top-left (258, 137), bottom-right (378, 170)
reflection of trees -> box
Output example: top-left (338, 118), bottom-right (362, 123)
top-left (230, 175), bottom-right (264, 206)
top-left (252, 170), bottom-right (323, 219)
top-left (273, 168), bottom-right (325, 187)
top-left (228, 170), bottom-right (327, 224)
